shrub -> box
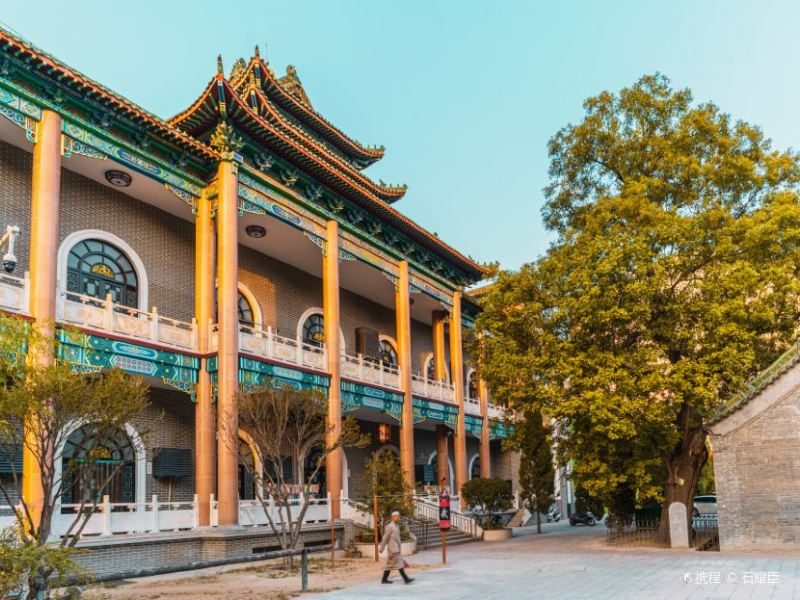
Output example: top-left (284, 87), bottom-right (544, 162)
top-left (461, 477), bottom-right (513, 529)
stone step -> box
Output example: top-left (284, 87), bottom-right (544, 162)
top-left (413, 529), bottom-right (476, 550)
top-left (422, 534), bottom-right (476, 549)
top-left (507, 508), bottom-right (527, 528)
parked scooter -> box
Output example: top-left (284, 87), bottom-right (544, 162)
top-left (569, 510), bottom-right (597, 526)
top-left (547, 507), bottom-right (561, 523)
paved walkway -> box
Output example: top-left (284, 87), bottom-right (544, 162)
top-left (311, 522), bottom-right (798, 600)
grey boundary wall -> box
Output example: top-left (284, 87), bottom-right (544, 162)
top-left (75, 524), bottom-right (344, 580)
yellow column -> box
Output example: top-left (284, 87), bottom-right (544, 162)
top-left (195, 191), bottom-right (216, 526)
top-left (24, 109), bottom-right (62, 529)
top-left (479, 378), bottom-right (491, 479)
top-left (436, 424), bottom-right (450, 491)
top-left (431, 310), bottom-right (447, 381)
top-left (432, 310), bottom-right (449, 489)
top-left (215, 160), bottom-right (239, 526)
top-left (396, 261), bottom-right (415, 492)
top-left (450, 291), bottom-right (468, 494)
top-left (323, 220), bottom-right (342, 516)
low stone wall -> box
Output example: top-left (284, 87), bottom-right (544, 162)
top-left (75, 524), bottom-right (343, 580)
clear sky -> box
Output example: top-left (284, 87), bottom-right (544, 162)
top-left (3, 1), bottom-right (799, 270)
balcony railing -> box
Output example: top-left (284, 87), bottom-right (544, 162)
top-left (50, 291), bottom-right (490, 414)
top-left (57, 290), bottom-right (198, 351)
top-left (411, 372), bottom-right (455, 403)
top-left (210, 323), bottom-right (327, 371)
top-left (341, 353), bottom-right (401, 389)
top-left (464, 396), bottom-right (481, 416)
top-left (1, 495), bottom-right (333, 540)
top-left (0, 271), bottom-right (29, 314)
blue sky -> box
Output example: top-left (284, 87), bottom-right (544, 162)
top-left (3, 1), bottom-right (799, 270)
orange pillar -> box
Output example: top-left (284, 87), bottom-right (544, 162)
top-left (432, 310), bottom-right (448, 381)
top-left (323, 220), bottom-right (342, 515)
top-left (450, 291), bottom-right (468, 494)
top-left (195, 190), bottom-right (216, 526)
top-left (432, 311), bottom-right (449, 489)
top-left (436, 424), bottom-right (450, 492)
top-left (24, 109), bottom-right (62, 529)
top-left (479, 378), bottom-right (491, 479)
top-left (396, 261), bottom-right (415, 492)
top-left (215, 160), bottom-right (239, 526)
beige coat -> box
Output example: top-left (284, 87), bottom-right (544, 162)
top-left (379, 520), bottom-right (404, 570)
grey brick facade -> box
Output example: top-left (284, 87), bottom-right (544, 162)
top-left (710, 364), bottom-right (800, 551)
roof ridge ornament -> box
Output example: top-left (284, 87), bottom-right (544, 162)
top-left (210, 121), bottom-right (244, 158)
top-left (216, 55), bottom-right (224, 76)
top-left (229, 57), bottom-right (247, 83)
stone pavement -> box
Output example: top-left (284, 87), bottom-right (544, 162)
top-left (311, 522), bottom-right (799, 599)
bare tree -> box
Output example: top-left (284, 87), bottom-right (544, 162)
top-left (0, 315), bottom-right (149, 599)
top-left (235, 382), bottom-right (368, 563)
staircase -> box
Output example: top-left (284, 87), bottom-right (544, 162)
top-left (402, 515), bottom-right (477, 550)
top-left (506, 508), bottom-right (529, 528)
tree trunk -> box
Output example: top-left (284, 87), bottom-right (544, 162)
top-left (659, 406), bottom-right (708, 543)
top-left (536, 508), bottom-right (541, 534)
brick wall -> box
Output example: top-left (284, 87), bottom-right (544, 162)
top-left (0, 141), bottom-right (32, 273)
top-left (240, 245), bottom-right (440, 372)
top-left (711, 379), bottom-right (800, 551)
top-left (76, 525), bottom-right (341, 580)
top-left (59, 169), bottom-right (196, 321)
top-left (133, 388), bottom-right (197, 502)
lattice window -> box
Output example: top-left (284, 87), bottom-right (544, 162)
top-left (379, 339), bottom-right (398, 366)
top-left (302, 314), bottom-right (325, 347)
top-left (238, 292), bottom-right (255, 327)
top-left (67, 239), bottom-right (138, 308)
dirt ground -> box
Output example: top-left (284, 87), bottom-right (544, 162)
top-left (85, 552), bottom-right (437, 600)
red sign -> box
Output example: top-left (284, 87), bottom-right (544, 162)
top-left (439, 494), bottom-right (451, 530)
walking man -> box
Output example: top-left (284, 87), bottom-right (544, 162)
top-left (380, 511), bottom-right (414, 584)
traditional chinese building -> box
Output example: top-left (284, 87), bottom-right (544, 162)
top-left (0, 27), bottom-right (515, 570)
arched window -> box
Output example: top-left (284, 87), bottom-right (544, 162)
top-left (468, 371), bottom-right (479, 400)
top-left (470, 456), bottom-right (481, 480)
top-left (61, 425), bottom-right (135, 504)
top-left (302, 314), bottom-right (325, 347)
top-left (304, 446), bottom-right (326, 496)
top-left (379, 339), bottom-right (398, 366)
top-left (238, 292), bottom-right (255, 327)
top-left (66, 239), bottom-right (138, 308)
top-left (425, 355), bottom-right (435, 381)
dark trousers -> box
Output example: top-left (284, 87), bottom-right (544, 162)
top-left (382, 568), bottom-right (411, 582)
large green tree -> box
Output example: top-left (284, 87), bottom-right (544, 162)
top-left (507, 410), bottom-right (554, 533)
top-left (474, 74), bottom-right (800, 532)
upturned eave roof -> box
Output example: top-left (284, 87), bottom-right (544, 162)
top-left (0, 26), bottom-right (218, 164)
top-left (170, 74), bottom-right (485, 279)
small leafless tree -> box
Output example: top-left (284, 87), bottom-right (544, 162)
top-left (0, 316), bottom-right (149, 599)
top-left (235, 382), bottom-right (368, 563)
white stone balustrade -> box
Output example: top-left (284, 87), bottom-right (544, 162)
top-left (210, 323), bottom-right (328, 371)
top-left (238, 323), bottom-right (327, 371)
top-left (0, 271), bottom-right (29, 314)
top-left (1, 494), bottom-right (334, 540)
top-left (487, 403), bottom-right (504, 419)
top-left (0, 495), bottom-right (199, 540)
top-left (238, 495), bottom-right (332, 527)
top-left (341, 353), bottom-right (401, 389)
top-left (57, 291), bottom-right (198, 352)
top-left (464, 396), bottom-right (481, 416)
top-left (411, 372), bottom-right (456, 403)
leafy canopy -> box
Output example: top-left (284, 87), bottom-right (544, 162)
top-left (474, 74), bottom-right (800, 513)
